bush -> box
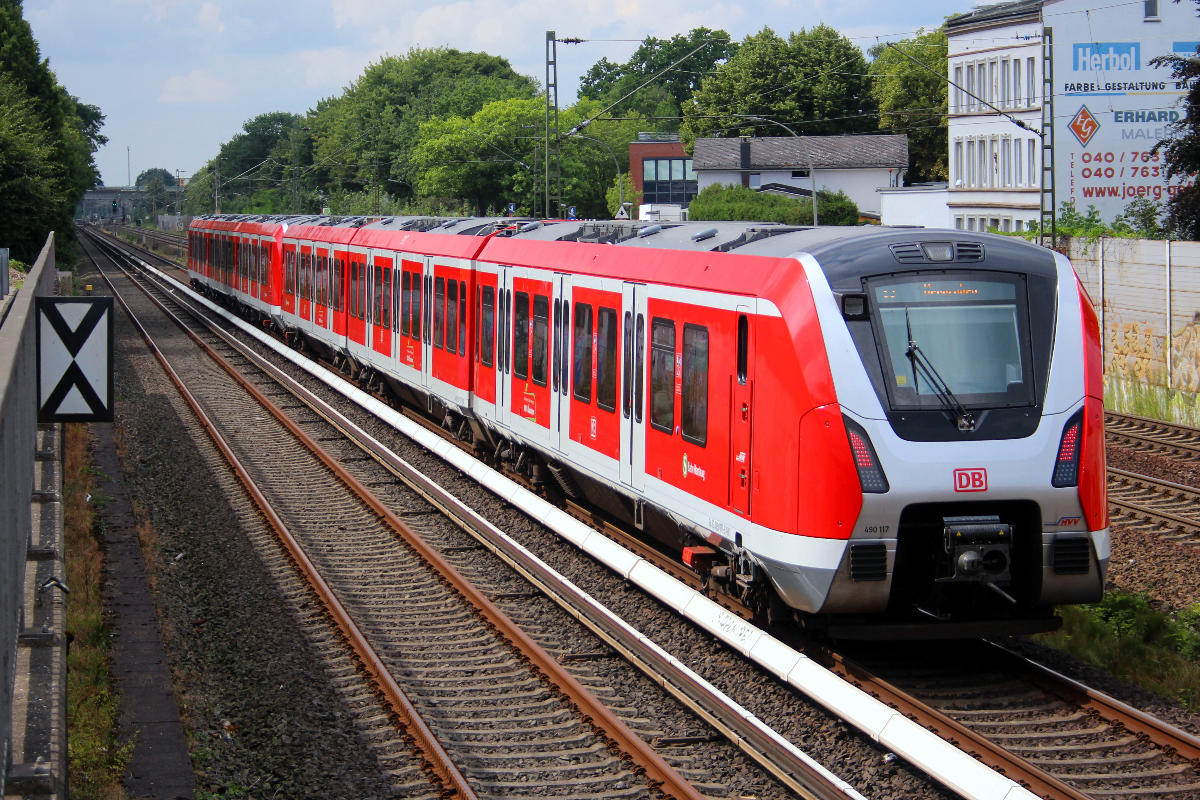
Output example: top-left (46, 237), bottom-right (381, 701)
top-left (688, 183), bottom-right (859, 225)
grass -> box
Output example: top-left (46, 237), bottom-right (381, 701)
top-left (63, 423), bottom-right (134, 799)
top-left (1106, 376), bottom-right (1200, 427)
top-left (1036, 592), bottom-right (1200, 711)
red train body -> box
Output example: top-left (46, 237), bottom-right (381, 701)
top-left (188, 215), bottom-right (1108, 636)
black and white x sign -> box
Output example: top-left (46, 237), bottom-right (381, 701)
top-left (37, 297), bottom-right (114, 422)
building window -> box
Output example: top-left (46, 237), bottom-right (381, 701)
top-left (966, 64), bottom-right (975, 110)
top-left (1029, 139), bottom-right (1038, 185)
top-left (791, 169), bottom-right (810, 179)
top-left (642, 157), bottom-right (698, 205)
top-left (978, 139), bottom-right (987, 188)
top-left (954, 66), bottom-right (963, 111)
top-left (955, 216), bottom-right (965, 229)
top-left (748, 173), bottom-right (761, 189)
top-left (1145, 0), bottom-right (1159, 18)
top-left (1015, 141), bottom-right (1023, 186)
top-left (954, 141), bottom-right (964, 187)
top-left (1014, 220), bottom-right (1023, 232)
top-left (1003, 138), bottom-right (1013, 186)
top-left (1027, 57), bottom-right (1036, 105)
top-left (1013, 59), bottom-right (1022, 106)
top-left (1001, 60), bottom-right (1010, 108)
top-left (967, 140), bottom-right (976, 187)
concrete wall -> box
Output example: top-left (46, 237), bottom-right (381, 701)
top-left (1069, 237), bottom-right (1200, 396)
top-left (0, 234), bottom-right (56, 792)
top-left (880, 187), bottom-right (954, 228)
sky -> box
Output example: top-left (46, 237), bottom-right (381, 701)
top-left (25, 0), bottom-right (967, 187)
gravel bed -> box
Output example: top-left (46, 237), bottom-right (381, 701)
top-left (84, 254), bottom-right (433, 799)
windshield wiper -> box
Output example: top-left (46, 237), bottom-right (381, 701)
top-left (905, 310), bottom-right (976, 432)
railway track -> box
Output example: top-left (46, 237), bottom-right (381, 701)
top-left (81, 229), bottom-right (863, 800)
top-left (88, 226), bottom-right (1200, 800)
top-left (1107, 411), bottom-right (1200, 460)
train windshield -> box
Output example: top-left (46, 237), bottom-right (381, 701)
top-left (868, 272), bottom-right (1034, 410)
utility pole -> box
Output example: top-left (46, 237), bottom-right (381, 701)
top-left (214, 161), bottom-right (221, 214)
top-left (544, 31), bottom-right (560, 218)
top-left (127, 146), bottom-right (131, 187)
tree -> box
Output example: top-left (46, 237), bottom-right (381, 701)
top-left (868, 29), bottom-right (948, 184)
top-left (0, 73), bottom-right (65, 260)
top-left (681, 26), bottom-right (876, 147)
top-left (1151, 10), bottom-right (1200, 239)
top-left (0, 0), bottom-right (104, 263)
top-left (310, 48), bottom-right (537, 199)
top-left (578, 28), bottom-right (736, 128)
top-left (136, 167), bottom-right (175, 189)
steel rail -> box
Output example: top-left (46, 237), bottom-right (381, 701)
top-left (1106, 411), bottom-right (1200, 458)
top-left (987, 641), bottom-right (1200, 767)
top-left (83, 239), bottom-right (480, 800)
top-left (85, 230), bottom-right (709, 800)
top-left (1108, 466), bottom-right (1200, 536)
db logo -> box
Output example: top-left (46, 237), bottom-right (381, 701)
top-left (954, 468), bottom-right (988, 492)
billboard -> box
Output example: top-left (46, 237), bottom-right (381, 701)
top-left (1049, 0), bottom-right (1198, 223)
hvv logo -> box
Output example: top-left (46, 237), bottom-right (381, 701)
top-left (1074, 42), bottom-right (1140, 71)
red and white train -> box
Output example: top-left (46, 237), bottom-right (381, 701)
top-left (188, 214), bottom-right (1107, 636)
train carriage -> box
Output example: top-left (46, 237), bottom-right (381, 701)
top-left (189, 214), bottom-right (1107, 636)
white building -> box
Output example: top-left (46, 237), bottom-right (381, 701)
top-left (946, 0), bottom-right (1046, 233)
top-left (941, 0), bottom-right (1196, 232)
top-left (692, 135), bottom-right (908, 218)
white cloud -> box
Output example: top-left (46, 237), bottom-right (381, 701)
top-left (195, 2), bottom-right (225, 35)
top-left (159, 69), bottom-right (232, 104)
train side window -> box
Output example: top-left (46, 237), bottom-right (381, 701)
top-left (411, 271), bottom-right (422, 341)
top-left (572, 302), bottom-right (593, 403)
top-left (634, 314), bottom-right (645, 423)
top-left (400, 271), bottom-right (411, 336)
top-left (423, 275), bottom-right (432, 344)
top-left (388, 267), bottom-right (398, 332)
top-left (333, 258), bottom-right (344, 311)
top-left (552, 299), bottom-right (562, 393)
top-left (737, 314), bottom-right (748, 384)
top-left (649, 318), bottom-right (675, 434)
top-left (446, 279), bottom-right (458, 353)
top-left (434, 276), bottom-right (445, 349)
top-left (532, 294), bottom-right (549, 386)
top-left (597, 307), bottom-right (617, 412)
top-left (458, 280), bottom-right (467, 356)
top-left (481, 286), bottom-right (495, 367)
top-left (622, 311), bottom-right (632, 418)
top-left (285, 252), bottom-right (296, 295)
top-left (682, 324), bottom-right (708, 446)
top-left (513, 291), bottom-right (529, 380)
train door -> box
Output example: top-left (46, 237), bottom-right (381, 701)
top-left (346, 248), bottom-right (367, 347)
top-left (281, 242), bottom-right (297, 316)
top-left (551, 274), bottom-right (571, 452)
top-left (731, 307), bottom-right (754, 515)
top-left (495, 267), bottom-right (511, 428)
top-left (620, 282), bottom-right (647, 492)
top-left (370, 252), bottom-right (394, 359)
top-left (313, 243), bottom-right (330, 332)
top-left (298, 243), bottom-right (312, 325)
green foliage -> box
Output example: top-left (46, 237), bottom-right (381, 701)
top-left (1039, 594), bottom-right (1200, 710)
top-left (310, 48), bottom-right (536, 196)
top-left (681, 25), bottom-right (875, 146)
top-left (578, 28), bottom-right (736, 129)
top-left (1112, 197), bottom-right (1166, 238)
top-left (605, 172), bottom-right (637, 218)
top-left (0, 73), bottom-right (65, 260)
top-left (868, 29), bottom-right (947, 183)
top-left (0, 1), bottom-right (104, 264)
top-left (688, 183), bottom-right (859, 225)
top-left (1150, 30), bottom-right (1200, 240)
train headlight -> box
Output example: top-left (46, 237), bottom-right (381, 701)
top-left (1051, 410), bottom-right (1084, 487)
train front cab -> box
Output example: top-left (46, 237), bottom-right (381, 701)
top-left (794, 232), bottom-right (1107, 632)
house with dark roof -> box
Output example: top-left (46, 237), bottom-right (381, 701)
top-left (691, 135), bottom-right (908, 217)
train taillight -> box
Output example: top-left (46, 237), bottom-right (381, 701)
top-left (843, 416), bottom-right (889, 494)
top-left (1051, 410), bottom-right (1084, 487)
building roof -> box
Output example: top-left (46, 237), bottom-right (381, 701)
top-left (946, 0), bottom-right (1042, 30)
top-left (692, 135), bottom-right (908, 171)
